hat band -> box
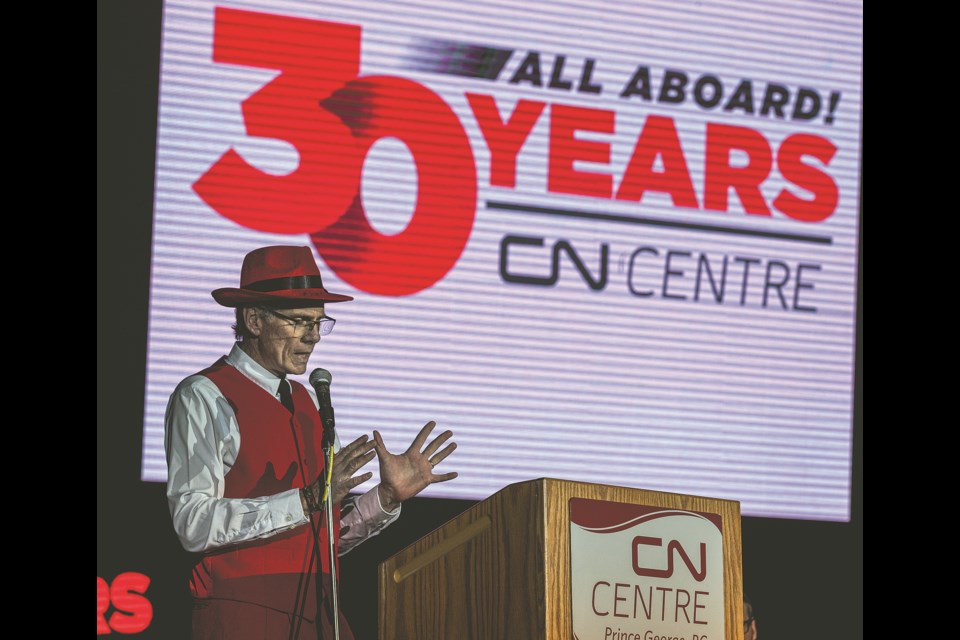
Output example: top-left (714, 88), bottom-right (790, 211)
top-left (243, 275), bottom-right (326, 292)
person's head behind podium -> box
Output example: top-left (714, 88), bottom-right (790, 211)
top-left (744, 594), bottom-right (757, 639)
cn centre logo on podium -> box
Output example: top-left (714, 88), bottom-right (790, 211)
top-left (570, 498), bottom-right (724, 640)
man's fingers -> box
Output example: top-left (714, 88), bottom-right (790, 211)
top-left (432, 471), bottom-right (458, 483)
top-left (332, 470), bottom-right (373, 501)
top-left (429, 442), bottom-right (457, 465)
top-left (347, 471), bottom-right (373, 488)
top-left (341, 434), bottom-right (373, 457)
top-left (408, 420), bottom-right (437, 453)
top-left (345, 434), bottom-right (368, 450)
top-left (422, 429), bottom-right (454, 458)
top-left (352, 450), bottom-right (376, 471)
top-left (335, 450), bottom-right (376, 477)
top-left (373, 430), bottom-right (388, 456)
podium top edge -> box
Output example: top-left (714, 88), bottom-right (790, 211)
top-left (500, 477), bottom-right (742, 508)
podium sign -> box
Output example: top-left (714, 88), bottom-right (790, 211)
top-left (570, 498), bottom-right (725, 640)
top-left (379, 479), bottom-right (741, 640)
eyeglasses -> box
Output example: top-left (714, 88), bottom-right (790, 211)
top-left (262, 308), bottom-right (336, 336)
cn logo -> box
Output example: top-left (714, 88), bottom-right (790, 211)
top-left (632, 536), bottom-right (708, 582)
top-left (194, 8), bottom-right (478, 296)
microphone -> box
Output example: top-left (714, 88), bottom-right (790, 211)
top-left (309, 368), bottom-right (336, 449)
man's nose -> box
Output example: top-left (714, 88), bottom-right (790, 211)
top-left (301, 323), bottom-right (322, 343)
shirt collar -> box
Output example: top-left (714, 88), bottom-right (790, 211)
top-left (226, 342), bottom-right (286, 397)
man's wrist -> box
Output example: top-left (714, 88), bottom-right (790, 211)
top-left (299, 488), bottom-right (311, 514)
top-left (301, 485), bottom-right (321, 515)
top-left (377, 484), bottom-right (401, 513)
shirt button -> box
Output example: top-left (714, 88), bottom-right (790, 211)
top-left (286, 514), bottom-right (293, 522)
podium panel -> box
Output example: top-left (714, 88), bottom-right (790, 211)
top-left (379, 478), bottom-right (742, 640)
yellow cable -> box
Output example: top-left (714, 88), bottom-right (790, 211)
top-left (322, 446), bottom-right (334, 502)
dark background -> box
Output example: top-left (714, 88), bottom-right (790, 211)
top-left (97, 1), bottom-right (862, 637)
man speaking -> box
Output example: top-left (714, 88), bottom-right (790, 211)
top-left (164, 245), bottom-right (457, 639)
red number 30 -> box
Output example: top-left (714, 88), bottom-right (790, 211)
top-left (194, 8), bottom-right (477, 296)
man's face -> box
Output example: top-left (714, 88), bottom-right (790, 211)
top-left (245, 305), bottom-right (328, 376)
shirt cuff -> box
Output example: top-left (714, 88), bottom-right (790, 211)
top-left (278, 488), bottom-right (310, 527)
top-left (363, 485), bottom-right (401, 518)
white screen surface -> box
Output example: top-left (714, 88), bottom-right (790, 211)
top-left (143, 0), bottom-right (862, 521)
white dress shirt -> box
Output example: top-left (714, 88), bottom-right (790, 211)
top-left (165, 343), bottom-right (400, 554)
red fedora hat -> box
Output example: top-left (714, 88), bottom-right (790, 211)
top-left (212, 246), bottom-right (353, 307)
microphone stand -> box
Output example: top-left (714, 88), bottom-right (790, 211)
top-left (312, 369), bottom-right (341, 639)
top-left (323, 438), bottom-right (341, 640)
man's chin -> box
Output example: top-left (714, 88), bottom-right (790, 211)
top-left (288, 359), bottom-right (310, 375)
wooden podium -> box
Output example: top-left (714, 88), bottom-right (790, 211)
top-left (379, 478), bottom-right (743, 639)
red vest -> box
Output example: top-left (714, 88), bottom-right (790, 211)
top-left (189, 357), bottom-right (339, 620)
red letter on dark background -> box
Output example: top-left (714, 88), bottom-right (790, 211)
top-left (107, 572), bottom-right (153, 634)
top-left (97, 577), bottom-right (111, 635)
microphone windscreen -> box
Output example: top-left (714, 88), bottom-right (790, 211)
top-left (309, 368), bottom-right (333, 387)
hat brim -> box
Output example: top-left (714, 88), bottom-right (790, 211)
top-left (212, 287), bottom-right (354, 308)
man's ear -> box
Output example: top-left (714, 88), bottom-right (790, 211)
top-left (243, 307), bottom-right (264, 337)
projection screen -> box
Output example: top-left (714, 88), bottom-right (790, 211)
top-left (142, 0), bottom-right (862, 521)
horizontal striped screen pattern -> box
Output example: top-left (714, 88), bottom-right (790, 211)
top-left (143, 0), bottom-right (862, 521)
